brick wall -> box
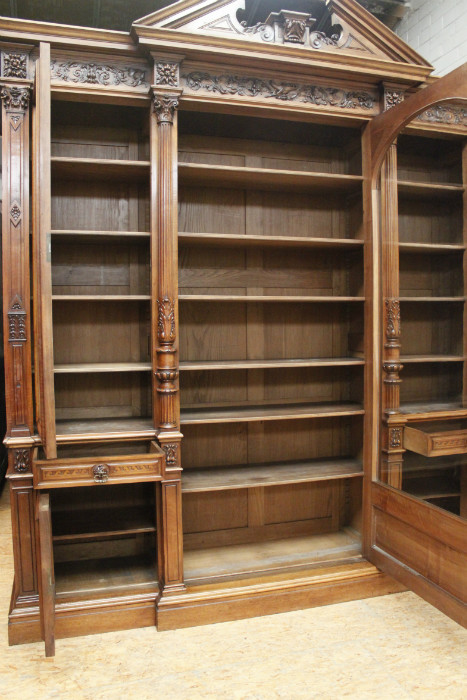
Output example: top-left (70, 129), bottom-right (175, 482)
top-left (395, 0), bottom-right (467, 75)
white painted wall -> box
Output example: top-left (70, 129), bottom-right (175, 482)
top-left (395, 0), bottom-right (467, 75)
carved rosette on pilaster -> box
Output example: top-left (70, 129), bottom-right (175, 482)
top-left (1, 80), bottom-right (33, 439)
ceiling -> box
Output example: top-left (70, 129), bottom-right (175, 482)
top-left (0, 0), bottom-right (409, 32)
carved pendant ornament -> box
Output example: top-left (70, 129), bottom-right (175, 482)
top-left (8, 296), bottom-right (27, 343)
top-left (50, 60), bottom-right (148, 88)
top-left (183, 72), bottom-right (374, 110)
top-left (14, 448), bottom-right (30, 473)
top-left (163, 443), bottom-right (179, 467)
top-left (389, 428), bottom-right (402, 449)
top-left (0, 85), bottom-right (30, 111)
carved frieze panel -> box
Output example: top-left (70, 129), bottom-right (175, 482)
top-left (50, 59), bottom-right (149, 90)
top-left (182, 71), bottom-right (376, 112)
top-left (418, 104), bottom-right (467, 127)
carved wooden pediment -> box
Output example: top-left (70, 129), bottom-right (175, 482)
top-left (134, 0), bottom-right (431, 67)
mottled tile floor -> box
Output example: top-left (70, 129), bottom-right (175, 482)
top-left (0, 482), bottom-right (465, 699)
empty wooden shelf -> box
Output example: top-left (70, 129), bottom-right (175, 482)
top-left (2, 0), bottom-right (466, 657)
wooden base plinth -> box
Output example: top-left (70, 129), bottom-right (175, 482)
top-left (8, 563), bottom-right (405, 646)
top-left (157, 562), bottom-right (405, 631)
top-left (8, 591), bottom-right (157, 646)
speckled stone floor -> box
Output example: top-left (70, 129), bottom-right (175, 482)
top-left (0, 482), bottom-right (465, 700)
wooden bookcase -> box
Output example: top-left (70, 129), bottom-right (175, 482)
top-left (1, 0), bottom-right (465, 655)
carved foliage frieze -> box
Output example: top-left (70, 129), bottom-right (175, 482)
top-left (153, 94), bottom-right (179, 123)
top-left (155, 62), bottom-right (179, 87)
top-left (182, 72), bottom-right (375, 110)
top-left (50, 60), bottom-right (148, 88)
top-left (8, 296), bottom-right (27, 343)
top-left (14, 448), bottom-right (30, 473)
top-left (418, 104), bottom-right (467, 127)
top-left (0, 85), bottom-right (30, 111)
top-left (1, 52), bottom-right (27, 78)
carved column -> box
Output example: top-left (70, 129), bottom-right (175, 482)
top-left (1, 47), bottom-right (39, 623)
top-left (380, 143), bottom-right (406, 488)
top-left (151, 57), bottom-right (185, 595)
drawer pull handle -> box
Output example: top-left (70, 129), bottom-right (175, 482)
top-left (93, 464), bottom-right (109, 483)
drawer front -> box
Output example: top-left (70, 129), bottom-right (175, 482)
top-left (34, 452), bottom-right (164, 488)
top-left (404, 424), bottom-right (467, 457)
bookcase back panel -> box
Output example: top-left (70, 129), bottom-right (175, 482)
top-left (53, 302), bottom-right (150, 364)
top-left (398, 197), bottom-right (462, 245)
top-left (181, 416), bottom-right (362, 469)
top-left (179, 246), bottom-right (363, 296)
top-left (179, 302), bottom-right (362, 361)
top-left (179, 186), bottom-right (361, 239)
top-left (180, 367), bottom-right (363, 408)
top-left (52, 241), bottom-right (150, 295)
top-left (397, 135), bottom-right (462, 184)
top-left (401, 303), bottom-right (463, 356)
top-left (52, 181), bottom-right (149, 232)
top-left (51, 102), bottom-right (149, 161)
top-left (399, 253), bottom-right (463, 297)
top-left (54, 373), bottom-right (151, 420)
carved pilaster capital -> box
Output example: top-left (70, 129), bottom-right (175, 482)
top-left (0, 84), bottom-right (30, 111)
top-left (152, 90), bottom-right (182, 124)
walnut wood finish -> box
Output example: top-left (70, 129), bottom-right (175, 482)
top-left (3, 4), bottom-right (467, 653)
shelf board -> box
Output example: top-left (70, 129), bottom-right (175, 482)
top-left (182, 458), bottom-right (363, 493)
top-left (52, 507), bottom-right (156, 542)
top-left (184, 529), bottom-right (362, 584)
top-left (405, 477), bottom-right (460, 501)
top-left (178, 232), bottom-right (364, 250)
top-left (399, 297), bottom-right (466, 302)
top-left (52, 295), bottom-right (151, 301)
top-left (51, 230), bottom-right (150, 241)
top-left (180, 357), bottom-right (365, 371)
top-left (401, 355), bottom-right (465, 364)
top-left (399, 401), bottom-right (467, 421)
top-left (54, 362), bottom-right (152, 374)
top-left (179, 162), bottom-right (363, 193)
top-left (399, 242), bottom-right (465, 254)
top-left (56, 417), bottom-right (156, 443)
top-left (398, 180), bottom-right (464, 199)
top-left (55, 554), bottom-right (158, 596)
top-left (180, 401), bottom-right (364, 425)
top-left (51, 157), bottom-right (150, 181)
top-left (179, 295), bottom-right (364, 303)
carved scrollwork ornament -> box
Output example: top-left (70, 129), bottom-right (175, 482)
top-left (0, 85), bottom-right (30, 111)
top-left (153, 94), bottom-right (179, 124)
top-left (14, 448), bottom-right (30, 473)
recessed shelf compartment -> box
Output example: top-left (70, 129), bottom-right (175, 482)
top-left (397, 133), bottom-right (463, 186)
top-left (182, 457), bottom-right (363, 493)
top-left (404, 420), bottom-right (467, 457)
top-left (398, 193), bottom-right (463, 246)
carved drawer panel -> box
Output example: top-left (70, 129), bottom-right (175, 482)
top-left (404, 421), bottom-right (467, 457)
top-left (33, 442), bottom-right (164, 488)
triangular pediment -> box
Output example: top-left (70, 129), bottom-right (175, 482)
top-left (134, 0), bottom-right (431, 67)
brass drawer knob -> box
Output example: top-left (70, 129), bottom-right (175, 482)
top-left (93, 464), bottom-right (109, 483)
